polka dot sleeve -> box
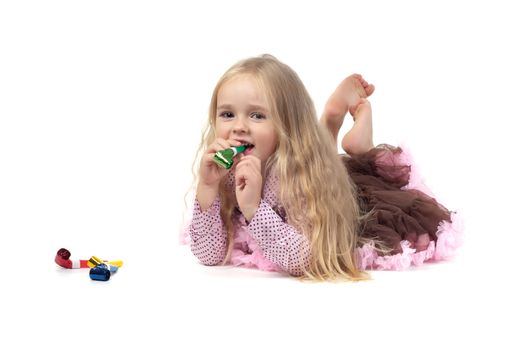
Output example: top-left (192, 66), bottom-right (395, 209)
top-left (247, 200), bottom-right (311, 276)
top-left (189, 196), bottom-right (227, 266)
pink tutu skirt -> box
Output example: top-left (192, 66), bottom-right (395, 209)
top-left (342, 144), bottom-right (463, 270)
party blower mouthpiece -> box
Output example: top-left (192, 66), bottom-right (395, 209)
top-left (213, 145), bottom-right (247, 169)
top-left (87, 255), bottom-right (121, 272)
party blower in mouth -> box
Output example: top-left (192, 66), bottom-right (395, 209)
top-left (212, 144), bottom-right (249, 169)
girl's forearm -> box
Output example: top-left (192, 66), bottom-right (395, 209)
top-left (189, 196), bottom-right (227, 266)
top-left (196, 181), bottom-right (219, 211)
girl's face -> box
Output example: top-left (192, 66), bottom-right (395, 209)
top-left (215, 75), bottom-right (278, 167)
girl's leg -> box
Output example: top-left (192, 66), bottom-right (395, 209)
top-left (319, 74), bottom-right (375, 152)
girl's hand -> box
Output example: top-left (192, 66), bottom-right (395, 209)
top-left (234, 155), bottom-right (262, 221)
top-left (199, 138), bottom-right (242, 187)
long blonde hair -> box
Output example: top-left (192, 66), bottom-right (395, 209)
top-left (194, 54), bottom-right (368, 281)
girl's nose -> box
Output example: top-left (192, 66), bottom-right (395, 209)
top-left (232, 116), bottom-right (248, 133)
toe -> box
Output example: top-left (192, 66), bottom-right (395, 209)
top-left (365, 84), bottom-right (375, 96)
top-left (353, 74), bottom-right (366, 85)
top-left (356, 75), bottom-right (373, 92)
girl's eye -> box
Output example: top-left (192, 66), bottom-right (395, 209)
top-left (219, 112), bottom-right (234, 119)
top-left (250, 112), bottom-right (266, 120)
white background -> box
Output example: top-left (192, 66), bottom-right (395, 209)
top-left (1, 1), bottom-right (525, 349)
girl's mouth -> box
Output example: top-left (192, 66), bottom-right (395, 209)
top-left (241, 143), bottom-right (255, 155)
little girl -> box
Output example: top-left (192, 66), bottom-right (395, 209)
top-left (182, 54), bottom-right (462, 281)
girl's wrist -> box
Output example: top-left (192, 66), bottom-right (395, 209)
top-left (198, 180), bottom-right (219, 191)
top-left (196, 181), bottom-right (220, 211)
top-left (242, 210), bottom-right (256, 222)
top-left (241, 204), bottom-right (259, 222)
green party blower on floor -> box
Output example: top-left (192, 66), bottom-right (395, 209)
top-left (213, 145), bottom-right (247, 169)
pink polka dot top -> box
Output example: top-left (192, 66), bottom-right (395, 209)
top-left (188, 170), bottom-right (310, 276)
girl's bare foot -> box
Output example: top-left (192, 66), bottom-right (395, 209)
top-left (341, 98), bottom-right (374, 155)
top-left (320, 74), bottom-right (375, 145)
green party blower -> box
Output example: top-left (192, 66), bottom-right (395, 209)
top-left (213, 145), bottom-right (247, 169)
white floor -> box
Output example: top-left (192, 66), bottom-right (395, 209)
top-left (2, 219), bottom-right (525, 349)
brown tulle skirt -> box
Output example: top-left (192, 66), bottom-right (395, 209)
top-left (341, 144), bottom-right (452, 255)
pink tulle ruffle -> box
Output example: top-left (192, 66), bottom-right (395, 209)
top-left (356, 145), bottom-right (463, 270)
top-left (399, 144), bottom-right (434, 197)
top-left (230, 217), bottom-right (281, 272)
top-left (180, 229), bottom-right (191, 244)
top-left (357, 212), bottom-right (463, 270)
